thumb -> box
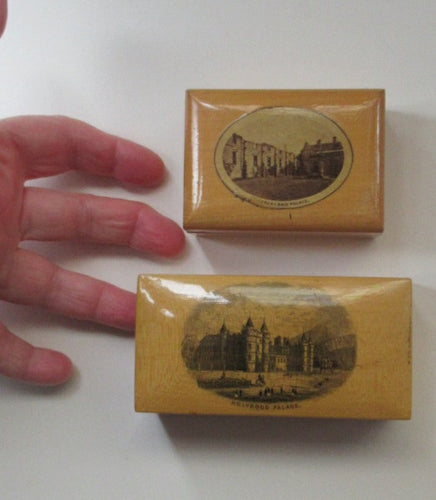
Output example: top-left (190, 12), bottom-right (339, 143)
top-left (0, 320), bottom-right (73, 385)
top-left (0, 0), bottom-right (7, 38)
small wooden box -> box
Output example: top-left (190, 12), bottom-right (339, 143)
top-left (184, 89), bottom-right (384, 233)
top-left (135, 275), bottom-right (411, 419)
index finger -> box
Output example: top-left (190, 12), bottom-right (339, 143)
top-left (0, 115), bottom-right (165, 185)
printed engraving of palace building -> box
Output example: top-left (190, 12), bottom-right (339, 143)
top-left (222, 133), bottom-right (344, 181)
top-left (192, 317), bottom-right (356, 375)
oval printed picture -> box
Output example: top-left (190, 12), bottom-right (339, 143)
top-left (215, 107), bottom-right (353, 209)
top-left (182, 283), bottom-right (356, 404)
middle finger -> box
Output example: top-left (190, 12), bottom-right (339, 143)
top-left (20, 187), bottom-right (185, 257)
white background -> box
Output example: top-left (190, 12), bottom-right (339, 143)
top-left (0, 1), bottom-right (435, 499)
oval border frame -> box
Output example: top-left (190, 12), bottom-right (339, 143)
top-left (214, 107), bottom-right (353, 209)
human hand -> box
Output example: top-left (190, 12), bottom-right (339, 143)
top-left (0, 116), bottom-right (185, 385)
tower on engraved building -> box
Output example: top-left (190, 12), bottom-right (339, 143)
top-left (301, 333), bottom-right (314, 374)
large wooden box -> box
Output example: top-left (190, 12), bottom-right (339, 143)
top-left (184, 89), bottom-right (384, 233)
top-left (135, 275), bottom-right (411, 419)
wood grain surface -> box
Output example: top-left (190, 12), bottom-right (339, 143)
top-left (184, 89), bottom-right (384, 233)
top-left (135, 275), bottom-right (411, 419)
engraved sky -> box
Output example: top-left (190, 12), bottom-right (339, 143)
top-left (184, 283), bottom-right (353, 342)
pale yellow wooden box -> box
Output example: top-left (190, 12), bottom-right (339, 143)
top-left (135, 275), bottom-right (411, 419)
top-left (184, 89), bottom-right (384, 233)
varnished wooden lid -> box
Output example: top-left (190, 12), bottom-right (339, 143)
top-left (184, 89), bottom-right (384, 233)
top-left (135, 275), bottom-right (411, 419)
